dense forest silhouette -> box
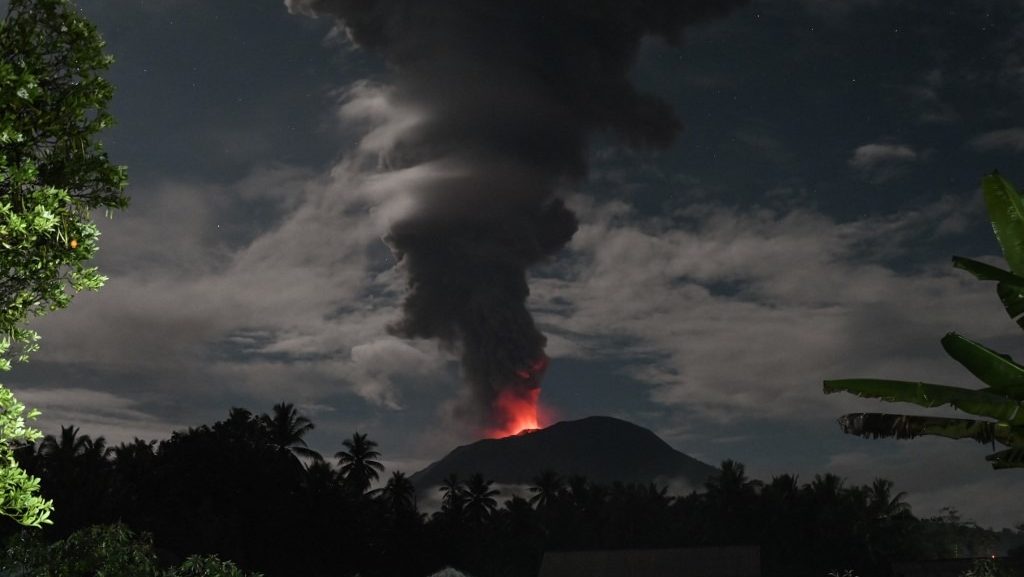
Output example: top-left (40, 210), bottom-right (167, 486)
top-left (4, 403), bottom-right (1021, 577)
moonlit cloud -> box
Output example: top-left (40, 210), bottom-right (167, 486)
top-left (25, 163), bottom-right (445, 410)
top-left (903, 68), bottom-right (958, 124)
top-left (848, 143), bottom-right (920, 183)
top-left (531, 192), bottom-right (1004, 422)
top-left (9, 387), bottom-right (184, 447)
top-left (734, 129), bottom-right (794, 165)
top-left (969, 128), bottom-right (1024, 153)
top-left (848, 143), bottom-right (918, 169)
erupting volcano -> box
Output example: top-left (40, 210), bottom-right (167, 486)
top-left (287, 0), bottom-right (749, 434)
top-left (489, 355), bottom-right (549, 438)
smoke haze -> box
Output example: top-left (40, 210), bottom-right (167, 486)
top-left (286, 0), bottom-right (750, 430)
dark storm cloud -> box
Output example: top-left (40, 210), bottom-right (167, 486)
top-left (287, 0), bottom-right (749, 430)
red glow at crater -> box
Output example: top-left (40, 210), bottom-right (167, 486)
top-left (490, 387), bottom-right (541, 438)
top-left (487, 355), bottom-right (550, 438)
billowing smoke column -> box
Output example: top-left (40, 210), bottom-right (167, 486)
top-left (287, 0), bottom-right (749, 436)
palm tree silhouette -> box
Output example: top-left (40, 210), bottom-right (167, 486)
top-left (335, 432), bottom-right (384, 495)
top-left (808, 473), bottom-right (845, 505)
top-left (704, 459), bottom-right (759, 503)
top-left (261, 402), bottom-right (322, 463)
top-left (111, 438), bottom-right (156, 463)
top-left (40, 425), bottom-right (90, 462)
top-left (110, 438), bottom-right (157, 522)
top-left (40, 425), bottom-right (113, 479)
top-left (438, 473), bottom-right (465, 520)
top-left (866, 477), bottom-right (910, 520)
top-left (463, 473), bottom-right (499, 525)
top-left (304, 459), bottom-right (339, 494)
top-left (80, 436), bottom-right (112, 463)
top-left (528, 470), bottom-right (562, 510)
top-left (39, 425), bottom-right (112, 533)
top-left (379, 471), bottom-right (417, 515)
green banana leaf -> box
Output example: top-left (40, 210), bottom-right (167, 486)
top-left (825, 173), bottom-right (1024, 467)
top-left (951, 256), bottom-right (1024, 289)
top-left (824, 379), bottom-right (1024, 424)
top-left (940, 332), bottom-right (1024, 399)
top-left (982, 171), bottom-right (1024, 276)
top-left (836, 413), bottom-right (1024, 447)
top-left (952, 256), bottom-right (1024, 328)
top-left (997, 282), bottom-right (1024, 328)
top-left (985, 447), bottom-right (1024, 469)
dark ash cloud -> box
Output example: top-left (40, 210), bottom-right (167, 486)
top-left (287, 0), bottom-right (749, 432)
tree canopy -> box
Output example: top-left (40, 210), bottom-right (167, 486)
top-left (0, 0), bottom-right (127, 362)
top-left (0, 0), bottom-right (128, 527)
top-left (5, 403), bottom-right (1017, 577)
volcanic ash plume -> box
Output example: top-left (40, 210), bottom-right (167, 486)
top-left (287, 0), bottom-right (749, 435)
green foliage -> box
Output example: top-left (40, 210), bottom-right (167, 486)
top-left (0, 524), bottom-right (263, 577)
top-left (174, 555), bottom-right (264, 577)
top-left (960, 558), bottom-right (1018, 577)
top-left (1, 523), bottom-right (162, 577)
top-left (824, 171), bottom-right (1024, 468)
top-left (0, 387), bottom-right (50, 527)
top-left (0, 0), bottom-right (128, 527)
top-left (0, 0), bottom-right (128, 364)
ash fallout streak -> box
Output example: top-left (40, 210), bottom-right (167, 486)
top-left (287, 0), bottom-right (749, 436)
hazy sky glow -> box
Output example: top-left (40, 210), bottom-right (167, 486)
top-left (6, 0), bottom-right (1024, 528)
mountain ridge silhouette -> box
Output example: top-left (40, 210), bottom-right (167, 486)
top-left (410, 415), bottom-right (719, 490)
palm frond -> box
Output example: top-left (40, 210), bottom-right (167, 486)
top-left (825, 379), bottom-right (1024, 424)
top-left (837, 413), bottom-right (1024, 447)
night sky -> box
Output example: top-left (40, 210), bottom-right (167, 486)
top-left (7, 0), bottom-right (1024, 528)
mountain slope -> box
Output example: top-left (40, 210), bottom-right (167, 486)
top-left (410, 415), bottom-right (718, 489)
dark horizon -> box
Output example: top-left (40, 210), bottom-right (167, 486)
top-left (8, 401), bottom-right (1022, 577)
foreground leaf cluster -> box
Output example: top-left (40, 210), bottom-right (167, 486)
top-left (0, 0), bottom-right (127, 366)
top-left (0, 0), bottom-right (128, 527)
top-left (826, 172), bottom-right (1024, 468)
top-left (0, 523), bottom-right (262, 576)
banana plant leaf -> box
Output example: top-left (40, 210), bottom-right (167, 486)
top-left (997, 282), bottom-right (1024, 330)
top-left (985, 447), bottom-right (1024, 469)
top-left (940, 332), bottom-right (1024, 399)
top-left (982, 171), bottom-right (1024, 276)
top-left (824, 379), bottom-right (1024, 424)
top-left (952, 256), bottom-right (1024, 329)
top-left (836, 413), bottom-right (1024, 447)
top-left (951, 256), bottom-right (1024, 289)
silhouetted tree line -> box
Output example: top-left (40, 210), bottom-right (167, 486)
top-left (3, 404), bottom-right (1021, 577)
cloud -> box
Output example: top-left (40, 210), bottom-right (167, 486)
top-left (25, 163), bottom-right (446, 412)
top-left (848, 143), bottom-right (920, 183)
top-left (903, 68), bottom-right (958, 125)
top-left (969, 128), bottom-right (1024, 153)
top-left (734, 129), bottom-right (794, 165)
top-left (848, 143), bottom-right (918, 168)
top-left (530, 192), bottom-right (1003, 424)
top-left (9, 387), bottom-right (184, 446)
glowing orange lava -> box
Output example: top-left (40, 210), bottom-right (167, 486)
top-left (490, 387), bottom-right (541, 438)
top-left (487, 355), bottom-right (550, 438)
